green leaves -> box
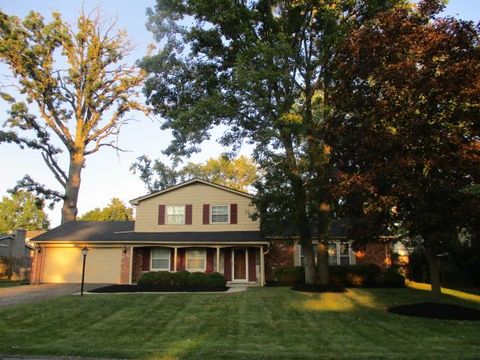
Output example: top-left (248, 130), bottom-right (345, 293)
top-left (78, 198), bottom-right (134, 221)
top-left (0, 8), bottom-right (147, 221)
top-left (0, 191), bottom-right (50, 233)
top-left (131, 155), bottom-right (257, 192)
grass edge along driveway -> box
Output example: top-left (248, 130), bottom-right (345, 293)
top-left (0, 285), bottom-right (479, 359)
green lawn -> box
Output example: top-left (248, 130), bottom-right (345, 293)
top-left (0, 280), bottom-right (24, 288)
top-left (0, 286), bottom-right (479, 359)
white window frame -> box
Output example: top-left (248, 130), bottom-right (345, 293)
top-left (329, 241), bottom-right (356, 265)
top-left (165, 205), bottom-right (185, 225)
top-left (298, 241), bottom-right (356, 266)
top-left (151, 248), bottom-right (171, 271)
top-left (210, 204), bottom-right (230, 224)
top-left (186, 249), bottom-right (207, 272)
top-left (299, 243), bottom-right (318, 267)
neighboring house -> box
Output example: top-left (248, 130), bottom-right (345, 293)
top-left (0, 229), bottom-right (34, 280)
top-left (31, 179), bottom-right (394, 285)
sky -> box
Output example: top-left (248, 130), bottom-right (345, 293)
top-left (0, 0), bottom-right (479, 227)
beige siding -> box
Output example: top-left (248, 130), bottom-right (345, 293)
top-left (42, 247), bottom-right (122, 283)
top-left (135, 183), bottom-right (259, 232)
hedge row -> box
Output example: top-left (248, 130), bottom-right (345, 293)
top-left (138, 271), bottom-right (227, 289)
top-left (274, 264), bottom-right (405, 287)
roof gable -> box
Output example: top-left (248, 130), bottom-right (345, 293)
top-left (130, 178), bottom-right (253, 205)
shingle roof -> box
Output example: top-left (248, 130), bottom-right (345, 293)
top-left (32, 221), bottom-right (266, 243)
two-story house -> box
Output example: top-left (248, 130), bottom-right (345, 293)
top-left (31, 179), bottom-right (393, 285)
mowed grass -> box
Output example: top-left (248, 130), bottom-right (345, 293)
top-left (0, 280), bottom-right (24, 288)
top-left (0, 286), bottom-right (479, 359)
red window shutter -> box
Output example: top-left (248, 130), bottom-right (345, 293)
top-left (203, 204), bottom-right (210, 224)
top-left (158, 205), bottom-right (165, 225)
top-left (230, 203), bottom-right (238, 224)
top-left (224, 250), bottom-right (232, 281)
top-left (142, 248), bottom-right (151, 271)
top-left (185, 204), bottom-right (192, 225)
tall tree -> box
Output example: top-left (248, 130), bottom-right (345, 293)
top-left (142, 0), bottom-right (403, 283)
top-left (131, 155), bottom-right (257, 192)
top-left (0, 10), bottom-right (147, 223)
top-left (325, 0), bottom-right (480, 298)
top-left (78, 198), bottom-right (134, 221)
top-left (0, 191), bottom-right (49, 233)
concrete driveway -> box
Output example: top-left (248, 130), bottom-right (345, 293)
top-left (0, 283), bottom-right (103, 308)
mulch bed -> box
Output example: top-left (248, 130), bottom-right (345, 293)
top-left (387, 302), bottom-right (480, 321)
top-left (291, 283), bottom-right (346, 293)
top-left (90, 284), bottom-right (229, 293)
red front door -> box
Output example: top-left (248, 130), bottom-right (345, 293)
top-left (233, 248), bottom-right (247, 280)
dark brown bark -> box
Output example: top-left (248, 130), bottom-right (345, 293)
top-left (424, 247), bottom-right (442, 301)
top-left (61, 152), bottom-right (84, 223)
top-left (281, 131), bottom-right (317, 284)
top-left (316, 241), bottom-right (329, 285)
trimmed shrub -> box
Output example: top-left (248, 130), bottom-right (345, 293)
top-left (380, 267), bottom-right (405, 287)
top-left (171, 271), bottom-right (190, 287)
top-left (137, 271), bottom-right (172, 286)
top-left (329, 264), bottom-right (382, 287)
top-left (274, 266), bottom-right (305, 285)
top-left (206, 272), bottom-right (228, 288)
top-left (329, 265), bottom-right (349, 284)
top-left (138, 271), bottom-right (227, 290)
top-left (187, 272), bottom-right (209, 287)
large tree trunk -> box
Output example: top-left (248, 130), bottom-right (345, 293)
top-left (302, 238), bottom-right (317, 284)
top-left (61, 152), bottom-right (84, 223)
top-left (316, 240), bottom-right (329, 285)
top-left (424, 247), bottom-right (442, 301)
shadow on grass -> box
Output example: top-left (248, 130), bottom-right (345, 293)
top-left (387, 302), bottom-right (480, 321)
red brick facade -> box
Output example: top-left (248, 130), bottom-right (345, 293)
top-left (355, 242), bottom-right (391, 268)
top-left (265, 241), bottom-right (294, 281)
top-left (30, 247), bottom-right (44, 284)
top-left (119, 247), bottom-right (131, 284)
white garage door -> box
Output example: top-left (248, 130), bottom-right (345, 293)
top-left (42, 247), bottom-right (122, 283)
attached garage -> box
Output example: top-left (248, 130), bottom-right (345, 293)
top-left (41, 247), bottom-right (122, 283)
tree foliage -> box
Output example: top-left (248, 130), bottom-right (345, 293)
top-left (131, 155), bottom-right (257, 192)
top-left (325, 0), bottom-right (480, 297)
top-left (143, 0), bottom-right (403, 283)
top-left (0, 191), bottom-right (49, 233)
top-left (78, 198), bottom-right (134, 221)
top-left (0, 9), bottom-right (147, 223)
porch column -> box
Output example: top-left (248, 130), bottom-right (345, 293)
top-left (174, 247), bottom-right (178, 272)
top-left (216, 247), bottom-right (220, 272)
top-left (129, 247), bottom-right (134, 284)
top-left (260, 245), bottom-right (265, 286)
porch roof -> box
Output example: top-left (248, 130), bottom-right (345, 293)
top-left (32, 221), bottom-right (267, 244)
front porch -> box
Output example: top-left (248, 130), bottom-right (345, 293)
top-left (132, 246), bottom-right (265, 286)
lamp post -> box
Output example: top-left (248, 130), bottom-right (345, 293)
top-left (80, 247), bottom-right (89, 297)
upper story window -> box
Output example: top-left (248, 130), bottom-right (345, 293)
top-left (211, 205), bottom-right (229, 224)
top-left (151, 248), bottom-right (171, 271)
top-left (166, 205), bottom-right (185, 224)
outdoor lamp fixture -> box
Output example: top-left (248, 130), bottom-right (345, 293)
top-left (80, 247), bottom-right (89, 297)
